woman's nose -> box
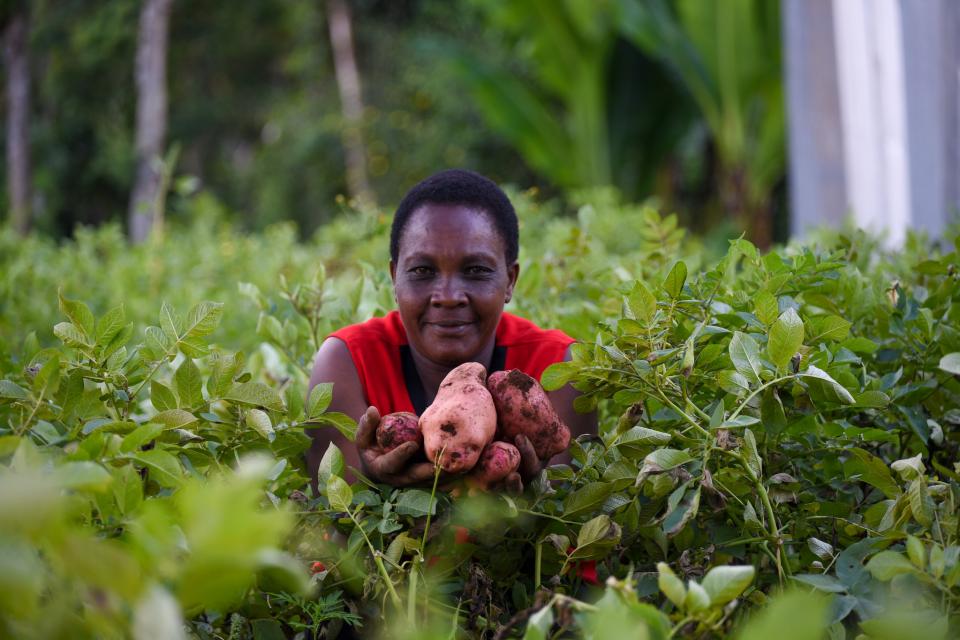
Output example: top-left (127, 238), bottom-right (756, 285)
top-left (430, 276), bottom-right (467, 306)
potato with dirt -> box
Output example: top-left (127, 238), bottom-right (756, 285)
top-left (419, 362), bottom-right (497, 473)
top-left (376, 412), bottom-right (421, 452)
top-left (487, 369), bottom-right (571, 460)
top-left (465, 441), bottom-right (521, 491)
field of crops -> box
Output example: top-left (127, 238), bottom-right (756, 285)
top-left (1, 195), bottom-right (958, 639)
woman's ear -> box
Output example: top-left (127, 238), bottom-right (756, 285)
top-left (504, 262), bottom-right (520, 303)
top-left (389, 260), bottom-right (398, 302)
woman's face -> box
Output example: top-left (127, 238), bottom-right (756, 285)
top-left (390, 203), bottom-right (519, 367)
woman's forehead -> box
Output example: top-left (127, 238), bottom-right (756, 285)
top-left (399, 203), bottom-right (506, 256)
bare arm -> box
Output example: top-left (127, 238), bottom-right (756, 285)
top-left (307, 337), bottom-right (438, 489)
top-left (306, 337), bottom-right (367, 486)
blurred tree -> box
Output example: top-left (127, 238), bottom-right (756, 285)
top-left (129, 0), bottom-right (174, 242)
top-left (3, 3), bottom-right (31, 235)
top-left (619, 0), bottom-right (785, 247)
top-left (326, 0), bottom-right (374, 207)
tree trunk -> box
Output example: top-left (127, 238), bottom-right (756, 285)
top-left (129, 0), bottom-right (174, 243)
top-left (326, 0), bottom-right (374, 207)
top-left (4, 11), bottom-right (31, 236)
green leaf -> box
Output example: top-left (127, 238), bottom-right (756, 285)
top-left (159, 302), bottom-right (184, 343)
top-left (150, 381), bottom-right (178, 412)
top-left (540, 361), bottom-right (578, 391)
top-left (316, 443), bottom-right (344, 486)
top-left (523, 605), bottom-right (554, 640)
top-left (684, 580), bottom-right (710, 612)
top-left (890, 453), bottom-right (924, 480)
top-left (702, 565), bottom-right (755, 605)
top-left (767, 308), bottom-right (804, 369)
top-left (718, 370), bottom-right (751, 395)
top-left (0, 380), bottom-right (28, 400)
top-left (571, 514), bottom-right (620, 560)
top-left (54, 322), bottom-right (91, 348)
top-left (130, 450), bottom-right (183, 487)
top-left (643, 448), bottom-right (694, 472)
top-left (908, 477), bottom-right (932, 527)
top-left (729, 332), bottom-right (763, 383)
top-left (303, 412), bottom-right (356, 440)
top-left (663, 261), bottom-right (687, 298)
top-left (307, 383), bottom-right (333, 417)
top-left (151, 409), bottom-right (198, 430)
top-left (760, 388), bottom-right (787, 435)
top-left (754, 291), bottom-right (779, 326)
top-left (627, 280), bottom-right (657, 323)
top-left (791, 573), bottom-right (846, 593)
top-left (58, 290), bottom-right (95, 338)
top-left (395, 489), bottom-right (437, 517)
top-left (174, 358), bottom-right (203, 409)
top-left (113, 464), bottom-right (143, 515)
top-left (906, 535), bottom-right (925, 569)
top-left (56, 461), bottom-right (113, 492)
top-left (120, 423), bottom-right (166, 453)
top-left (616, 427), bottom-right (671, 457)
top-left (938, 352), bottom-right (960, 375)
top-left (743, 429), bottom-right (761, 478)
top-left (246, 409), bottom-right (275, 442)
top-left (95, 305), bottom-right (126, 347)
top-left (563, 482), bottom-right (612, 518)
top-left (737, 590), bottom-right (829, 640)
top-left (866, 551), bottom-right (917, 581)
top-left (799, 366), bottom-right (855, 404)
top-left (225, 382), bottom-right (285, 412)
top-left (184, 301), bottom-right (224, 339)
top-left (657, 562), bottom-right (686, 608)
top-left (843, 448), bottom-right (900, 499)
top-left (326, 475), bottom-right (353, 511)
top-left (807, 315), bottom-right (852, 343)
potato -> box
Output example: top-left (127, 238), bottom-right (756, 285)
top-left (465, 441), bottom-right (521, 490)
top-left (419, 362), bottom-right (497, 473)
top-left (376, 412), bottom-right (421, 452)
top-left (487, 369), bottom-right (571, 460)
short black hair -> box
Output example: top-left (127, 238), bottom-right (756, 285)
top-left (390, 169), bottom-right (519, 264)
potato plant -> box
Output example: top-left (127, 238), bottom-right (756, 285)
top-left (1, 210), bottom-right (958, 638)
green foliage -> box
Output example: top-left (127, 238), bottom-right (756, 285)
top-left (2, 203), bottom-right (960, 637)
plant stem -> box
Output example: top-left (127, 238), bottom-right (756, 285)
top-left (727, 375), bottom-right (794, 424)
top-left (347, 508), bottom-right (402, 608)
top-left (408, 555), bottom-right (419, 627)
top-left (534, 541), bottom-right (542, 590)
top-left (419, 458), bottom-right (443, 556)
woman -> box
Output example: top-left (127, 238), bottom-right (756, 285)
top-left (307, 169), bottom-right (595, 489)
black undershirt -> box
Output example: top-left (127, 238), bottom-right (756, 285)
top-left (400, 345), bottom-right (507, 415)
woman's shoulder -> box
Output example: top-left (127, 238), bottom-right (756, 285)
top-left (330, 310), bottom-right (407, 346)
top-left (497, 312), bottom-right (574, 347)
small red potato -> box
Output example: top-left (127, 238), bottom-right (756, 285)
top-left (376, 411), bottom-right (421, 452)
top-left (420, 362), bottom-right (498, 474)
top-left (487, 369), bottom-right (571, 460)
top-left (466, 441), bottom-right (521, 491)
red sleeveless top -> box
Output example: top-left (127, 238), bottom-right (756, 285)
top-left (329, 310), bottom-right (574, 415)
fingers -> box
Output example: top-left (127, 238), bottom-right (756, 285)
top-left (505, 471), bottom-right (523, 495)
top-left (368, 440), bottom-right (419, 476)
top-left (355, 406), bottom-right (380, 449)
top-left (515, 434), bottom-right (541, 480)
top-left (405, 461), bottom-right (441, 485)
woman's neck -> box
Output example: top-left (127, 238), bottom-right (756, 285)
top-left (409, 338), bottom-right (496, 404)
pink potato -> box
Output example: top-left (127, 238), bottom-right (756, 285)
top-left (419, 362), bottom-right (498, 474)
top-left (487, 369), bottom-right (571, 460)
top-left (466, 441), bottom-right (521, 491)
top-left (376, 411), bottom-right (421, 452)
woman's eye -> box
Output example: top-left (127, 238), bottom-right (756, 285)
top-left (466, 266), bottom-right (493, 276)
top-left (409, 266), bottom-right (433, 276)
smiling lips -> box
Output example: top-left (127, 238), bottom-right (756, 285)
top-left (426, 319), bottom-right (475, 333)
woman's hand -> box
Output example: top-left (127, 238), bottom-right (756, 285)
top-left (503, 433), bottom-right (546, 494)
top-left (355, 406), bottom-right (439, 487)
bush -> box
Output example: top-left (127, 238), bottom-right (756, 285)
top-left (1, 204), bottom-right (957, 638)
